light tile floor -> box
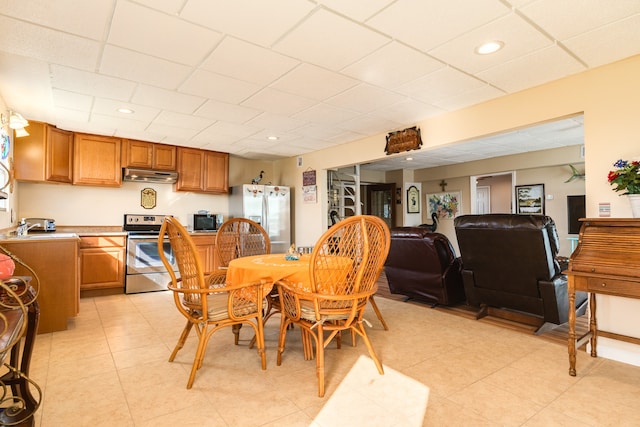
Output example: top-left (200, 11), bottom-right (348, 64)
top-left (25, 292), bottom-right (640, 426)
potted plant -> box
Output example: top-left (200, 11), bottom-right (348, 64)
top-left (608, 159), bottom-right (640, 217)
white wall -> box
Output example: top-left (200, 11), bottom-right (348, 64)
top-left (16, 180), bottom-right (230, 229)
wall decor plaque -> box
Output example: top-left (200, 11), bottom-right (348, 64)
top-left (385, 126), bottom-right (422, 155)
top-left (141, 188), bottom-right (157, 209)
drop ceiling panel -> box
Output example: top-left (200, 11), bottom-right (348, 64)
top-left (519, 0), bottom-right (640, 40)
top-left (477, 45), bottom-right (585, 93)
top-left (100, 46), bottom-right (192, 90)
top-left (51, 65), bottom-right (136, 101)
top-left (109, 1), bottom-right (222, 66)
top-left (562, 14), bottom-right (640, 68)
top-left (316, 0), bottom-right (394, 22)
top-left (180, 0), bottom-right (316, 47)
top-left (245, 113), bottom-right (306, 133)
top-left (325, 84), bottom-right (405, 114)
top-left (291, 103), bottom-right (360, 125)
top-left (0, 16), bottom-right (100, 71)
top-left (200, 37), bottom-right (299, 86)
top-left (179, 69), bottom-right (261, 104)
top-left (270, 63), bottom-right (359, 101)
top-left (194, 100), bottom-right (262, 124)
top-left (429, 13), bottom-right (553, 74)
top-left (274, 8), bottom-right (390, 71)
top-left (398, 67), bottom-right (486, 104)
top-left (433, 84), bottom-right (505, 111)
top-left (342, 42), bottom-right (445, 89)
top-left (132, 85), bottom-right (205, 114)
top-left (0, 0), bottom-right (113, 40)
top-left (366, 0), bottom-right (510, 52)
top-left (52, 89), bottom-right (93, 111)
top-left (241, 87), bottom-right (316, 116)
top-left (91, 98), bottom-right (160, 122)
top-left (153, 111), bottom-right (213, 132)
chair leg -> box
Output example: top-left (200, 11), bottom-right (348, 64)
top-left (316, 323), bottom-right (326, 398)
top-left (369, 296), bottom-right (389, 330)
top-left (353, 321), bottom-right (384, 376)
top-left (170, 320), bottom-right (194, 362)
top-left (254, 316), bottom-right (267, 370)
top-left (187, 325), bottom-right (209, 389)
top-left (277, 315), bottom-right (289, 366)
top-left (232, 324), bottom-right (241, 345)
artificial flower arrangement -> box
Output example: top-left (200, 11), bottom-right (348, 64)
top-left (608, 159), bottom-right (640, 195)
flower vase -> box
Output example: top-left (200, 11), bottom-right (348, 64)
top-left (629, 194), bottom-right (640, 218)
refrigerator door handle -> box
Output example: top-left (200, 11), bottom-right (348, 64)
top-left (262, 193), bottom-right (269, 235)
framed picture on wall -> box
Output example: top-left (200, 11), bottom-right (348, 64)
top-left (516, 184), bottom-right (545, 214)
top-left (406, 185), bottom-right (420, 213)
top-left (427, 191), bottom-right (462, 219)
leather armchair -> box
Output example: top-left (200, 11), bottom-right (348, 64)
top-left (383, 227), bottom-right (465, 305)
top-left (453, 214), bottom-right (587, 327)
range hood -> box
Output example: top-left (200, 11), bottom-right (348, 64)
top-left (122, 168), bottom-right (178, 184)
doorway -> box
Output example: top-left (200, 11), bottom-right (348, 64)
top-left (470, 172), bottom-right (515, 214)
top-left (366, 183), bottom-right (396, 229)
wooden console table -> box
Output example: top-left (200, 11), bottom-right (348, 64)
top-left (567, 218), bottom-right (640, 376)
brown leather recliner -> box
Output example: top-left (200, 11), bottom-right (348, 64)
top-left (453, 214), bottom-right (588, 327)
top-left (383, 227), bottom-right (465, 305)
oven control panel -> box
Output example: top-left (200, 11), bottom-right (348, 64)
top-left (123, 214), bottom-right (171, 232)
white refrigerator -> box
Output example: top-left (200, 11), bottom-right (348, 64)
top-left (229, 184), bottom-right (291, 253)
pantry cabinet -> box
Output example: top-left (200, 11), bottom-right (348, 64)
top-left (73, 133), bottom-right (122, 187)
top-left (14, 121), bottom-right (73, 183)
top-left (176, 147), bottom-right (228, 194)
top-left (122, 139), bottom-right (176, 171)
top-left (79, 235), bottom-right (126, 296)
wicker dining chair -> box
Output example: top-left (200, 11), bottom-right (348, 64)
top-left (276, 215), bottom-right (389, 397)
top-left (215, 218), bottom-right (278, 342)
top-left (159, 216), bottom-right (267, 389)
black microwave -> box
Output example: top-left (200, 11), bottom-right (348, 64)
top-left (193, 214), bottom-right (220, 231)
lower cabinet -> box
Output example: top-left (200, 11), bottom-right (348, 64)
top-left (190, 234), bottom-right (218, 272)
top-left (2, 239), bottom-right (79, 334)
top-left (79, 235), bottom-right (126, 297)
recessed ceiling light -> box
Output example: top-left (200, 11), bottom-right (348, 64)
top-left (475, 41), bottom-right (504, 55)
top-left (267, 136), bottom-right (278, 141)
top-left (406, 157), bottom-right (413, 161)
top-left (118, 107), bottom-right (134, 114)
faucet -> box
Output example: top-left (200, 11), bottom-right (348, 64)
top-left (16, 219), bottom-right (41, 236)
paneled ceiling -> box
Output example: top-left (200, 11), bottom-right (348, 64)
top-left (0, 0), bottom-right (638, 169)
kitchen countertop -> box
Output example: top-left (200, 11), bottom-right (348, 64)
top-left (0, 226), bottom-right (216, 241)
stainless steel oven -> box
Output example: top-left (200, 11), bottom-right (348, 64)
top-left (124, 214), bottom-right (178, 294)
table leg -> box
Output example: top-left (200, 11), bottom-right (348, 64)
top-left (589, 293), bottom-right (597, 357)
top-left (568, 278), bottom-right (577, 376)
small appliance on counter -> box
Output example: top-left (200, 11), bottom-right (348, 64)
top-left (22, 218), bottom-right (56, 232)
top-left (193, 213), bottom-right (222, 232)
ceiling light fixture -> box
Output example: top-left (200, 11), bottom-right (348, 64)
top-left (1, 110), bottom-right (30, 137)
top-left (406, 157), bottom-right (413, 161)
top-left (267, 136), bottom-right (278, 141)
top-left (475, 40), bottom-right (504, 55)
top-left (14, 128), bottom-right (29, 137)
top-left (117, 107), bottom-right (134, 114)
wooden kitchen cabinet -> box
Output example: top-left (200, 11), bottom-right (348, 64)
top-left (122, 139), bottom-right (176, 171)
top-left (79, 235), bottom-right (126, 297)
top-left (2, 238), bottom-right (79, 334)
top-left (14, 121), bottom-right (73, 183)
top-left (190, 233), bottom-right (218, 272)
top-left (73, 133), bottom-right (122, 187)
top-left (176, 147), bottom-right (229, 194)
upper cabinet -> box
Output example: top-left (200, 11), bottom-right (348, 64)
top-left (176, 147), bottom-right (229, 194)
top-left (73, 133), bottom-right (122, 187)
top-left (14, 121), bottom-right (73, 183)
top-left (121, 139), bottom-right (176, 171)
